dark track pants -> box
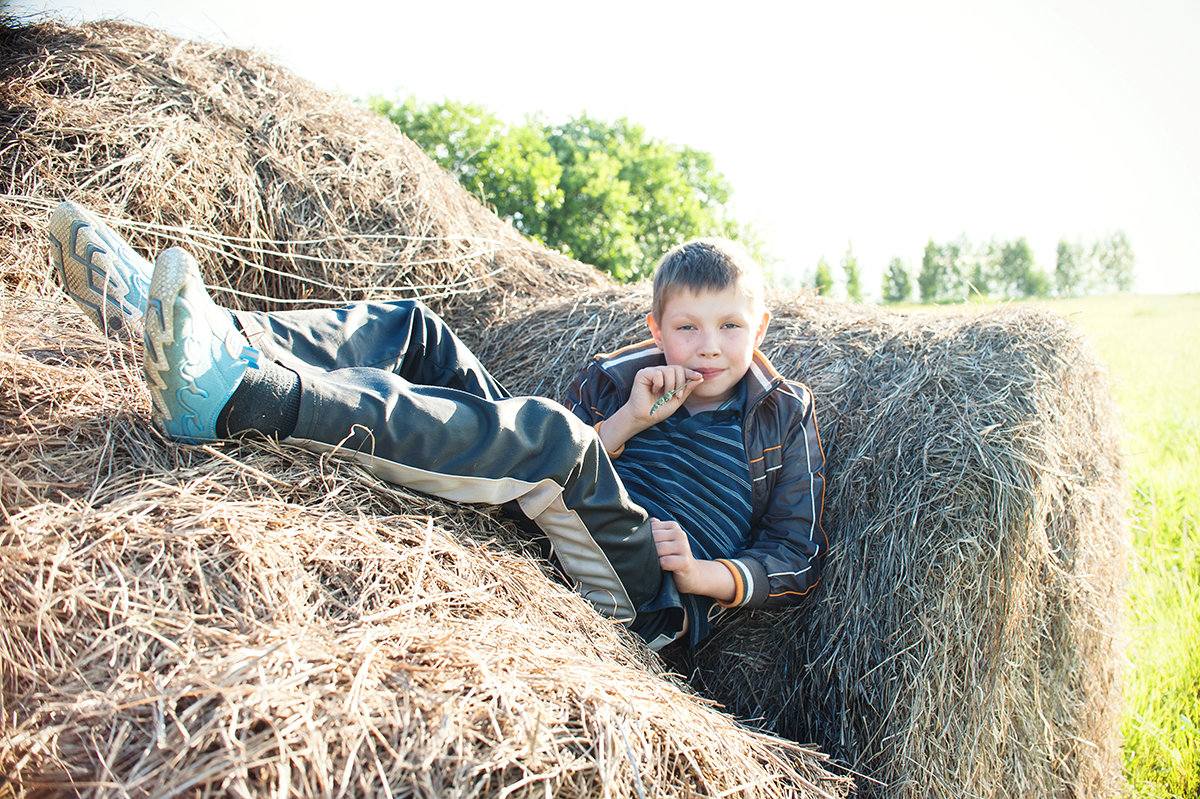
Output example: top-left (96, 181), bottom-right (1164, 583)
top-left (232, 300), bottom-right (666, 624)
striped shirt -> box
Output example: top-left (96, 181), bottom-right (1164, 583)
top-left (614, 381), bottom-right (752, 643)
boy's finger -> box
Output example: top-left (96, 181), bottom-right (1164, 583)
top-left (652, 528), bottom-right (683, 551)
top-left (658, 554), bottom-right (684, 572)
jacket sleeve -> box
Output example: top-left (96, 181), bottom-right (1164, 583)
top-left (718, 384), bottom-right (827, 609)
top-left (566, 358), bottom-right (618, 426)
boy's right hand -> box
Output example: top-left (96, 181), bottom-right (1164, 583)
top-left (594, 365), bottom-right (701, 456)
top-left (627, 365), bottom-right (702, 425)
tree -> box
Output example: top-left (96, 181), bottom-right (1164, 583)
top-left (882, 257), bottom-right (912, 303)
top-left (841, 243), bottom-right (862, 302)
top-left (369, 96), bottom-right (564, 246)
top-left (918, 238), bottom-right (967, 303)
top-left (918, 240), bottom-right (940, 303)
top-left (965, 243), bottom-right (994, 299)
top-left (1094, 230), bottom-right (1136, 293)
top-left (993, 237), bottom-right (1049, 298)
top-left (370, 96), bottom-right (759, 282)
top-left (542, 115), bottom-right (739, 280)
top-left (813, 257), bottom-right (834, 295)
top-left (1055, 239), bottom-right (1086, 297)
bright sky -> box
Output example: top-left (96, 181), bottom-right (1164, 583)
top-left (11, 0), bottom-right (1200, 296)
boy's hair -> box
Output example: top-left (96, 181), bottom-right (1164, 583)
top-left (651, 238), bottom-right (765, 320)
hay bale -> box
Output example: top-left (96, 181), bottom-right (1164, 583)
top-left (0, 14), bottom-right (1127, 797)
top-left (0, 16), bottom-right (852, 797)
top-left (0, 293), bottom-right (849, 796)
top-left (0, 17), bottom-right (603, 327)
top-left (479, 288), bottom-right (1128, 799)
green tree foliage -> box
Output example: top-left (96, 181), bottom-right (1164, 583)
top-left (919, 238), bottom-right (968, 303)
top-left (541, 114), bottom-right (737, 280)
top-left (918, 241), bottom-right (939, 303)
top-left (910, 232), bottom-right (1133, 304)
top-left (1094, 230), bottom-right (1136, 293)
top-left (965, 244), bottom-right (993, 299)
top-left (369, 96), bottom-right (564, 243)
top-left (992, 237), bottom-right (1050, 298)
top-left (917, 235), bottom-right (1060, 303)
top-left (813, 257), bottom-right (834, 295)
top-left (882, 257), bottom-right (913, 303)
top-left (369, 96), bottom-right (750, 282)
top-left (1055, 239), bottom-right (1087, 298)
top-left (841, 243), bottom-right (862, 302)
top-left (1051, 232), bottom-right (1135, 297)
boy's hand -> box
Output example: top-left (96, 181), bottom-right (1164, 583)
top-left (652, 518), bottom-right (697, 575)
top-left (593, 365), bottom-right (701, 458)
top-left (629, 365), bottom-right (702, 424)
top-left (651, 519), bottom-right (736, 603)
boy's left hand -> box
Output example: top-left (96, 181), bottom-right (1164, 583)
top-left (651, 518), bottom-right (736, 603)
top-left (652, 518), bottom-right (697, 575)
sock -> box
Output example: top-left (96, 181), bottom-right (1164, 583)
top-left (216, 359), bottom-right (301, 439)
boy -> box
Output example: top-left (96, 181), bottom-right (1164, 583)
top-left (567, 238), bottom-right (827, 645)
top-left (49, 201), bottom-right (826, 648)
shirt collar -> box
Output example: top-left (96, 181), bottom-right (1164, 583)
top-left (720, 379), bottom-right (748, 414)
top-left (685, 379), bottom-right (745, 419)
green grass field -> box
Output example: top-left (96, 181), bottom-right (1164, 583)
top-left (1033, 294), bottom-right (1199, 797)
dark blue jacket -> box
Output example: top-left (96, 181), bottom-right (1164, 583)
top-left (567, 340), bottom-right (827, 608)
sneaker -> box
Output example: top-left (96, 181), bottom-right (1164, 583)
top-left (143, 248), bottom-right (260, 443)
top-left (48, 200), bottom-right (152, 336)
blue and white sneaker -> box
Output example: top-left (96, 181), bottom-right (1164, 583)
top-left (48, 200), bottom-right (152, 336)
top-left (143, 247), bottom-right (261, 443)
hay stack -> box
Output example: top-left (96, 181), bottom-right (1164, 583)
top-left (0, 13), bottom-right (1128, 799)
top-left (0, 17), bottom-right (602, 326)
top-left (0, 16), bottom-right (850, 798)
top-left (480, 289), bottom-right (1128, 799)
top-left (0, 296), bottom-right (849, 796)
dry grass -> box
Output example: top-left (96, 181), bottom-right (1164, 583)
top-left (481, 290), bottom-right (1130, 799)
top-left (0, 14), bottom-right (1128, 799)
top-left (0, 16), bottom-right (847, 799)
top-left (0, 292), bottom-right (847, 797)
top-left (0, 17), bottom-right (601, 326)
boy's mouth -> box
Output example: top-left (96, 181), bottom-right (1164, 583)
top-left (695, 367), bottom-right (724, 378)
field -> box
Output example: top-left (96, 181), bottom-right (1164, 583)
top-left (1032, 294), bottom-right (1199, 797)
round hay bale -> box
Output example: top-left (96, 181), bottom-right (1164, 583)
top-left (479, 288), bottom-right (1129, 799)
top-left (0, 292), bottom-right (850, 797)
top-left (0, 17), bottom-right (604, 327)
top-left (0, 14), bottom-right (1126, 797)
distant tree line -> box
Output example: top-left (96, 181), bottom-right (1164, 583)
top-left (804, 245), bottom-right (867, 302)
top-left (369, 95), bottom-right (1136, 300)
top-left (369, 95), bottom-right (766, 282)
top-left (873, 232), bottom-right (1136, 304)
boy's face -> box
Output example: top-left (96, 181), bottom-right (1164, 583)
top-left (647, 284), bottom-right (771, 413)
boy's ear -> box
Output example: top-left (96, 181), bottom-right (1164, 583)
top-left (754, 310), bottom-right (772, 347)
top-left (646, 313), bottom-right (664, 350)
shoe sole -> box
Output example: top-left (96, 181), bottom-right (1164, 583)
top-left (48, 201), bottom-right (150, 335)
top-left (144, 248), bottom-right (255, 442)
top-left (143, 249), bottom-right (190, 432)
